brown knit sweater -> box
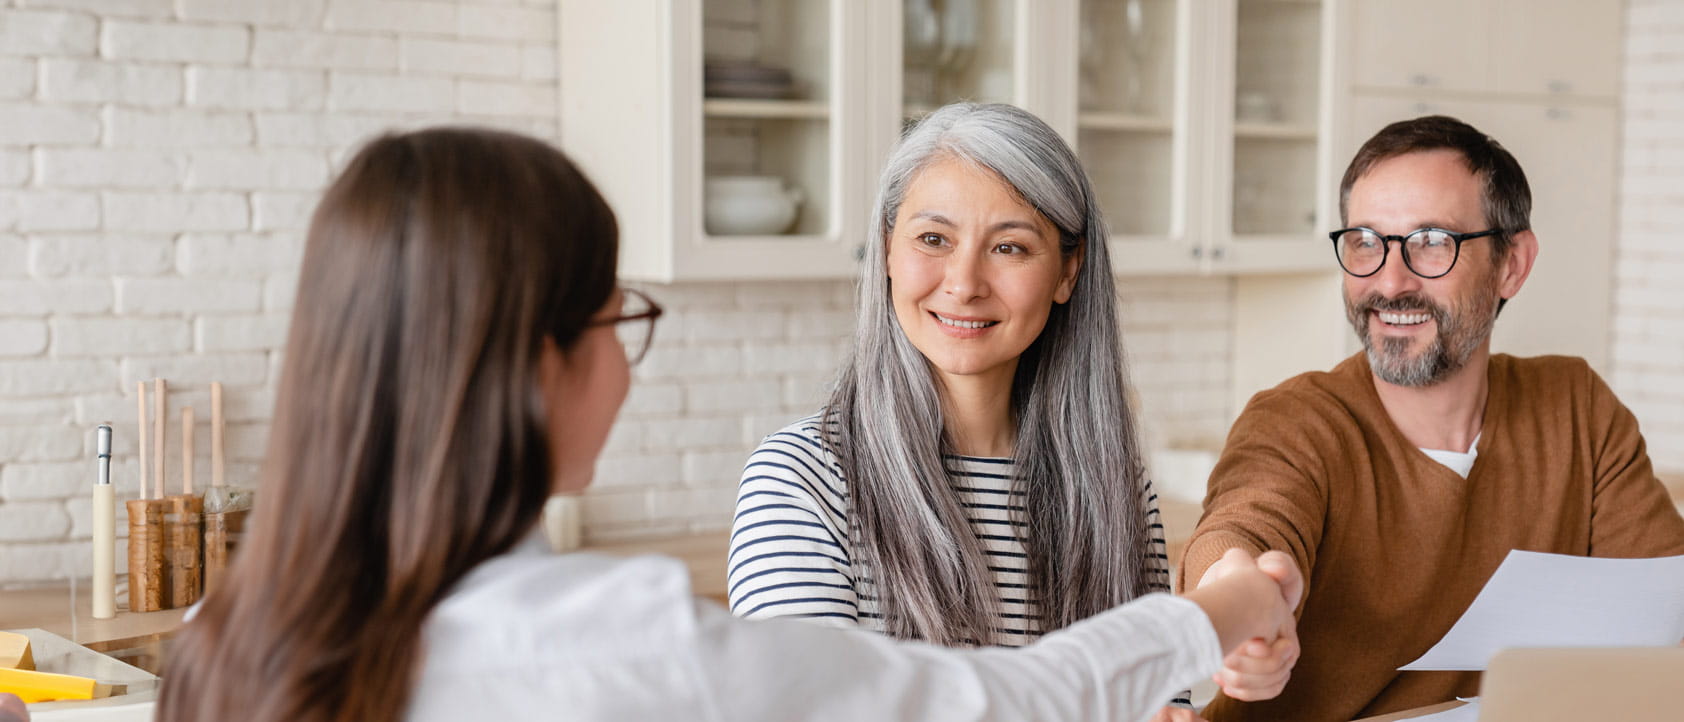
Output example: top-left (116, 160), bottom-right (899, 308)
top-left (1180, 353), bottom-right (1684, 722)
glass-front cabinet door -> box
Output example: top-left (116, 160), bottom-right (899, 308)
top-left (560, 0), bottom-right (872, 281)
top-left (1075, 0), bottom-right (1196, 273)
top-left (1221, 0), bottom-right (1339, 271)
top-left (701, 0), bottom-right (832, 239)
top-left (900, 0), bottom-right (1023, 123)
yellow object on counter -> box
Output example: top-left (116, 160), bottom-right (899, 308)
top-left (0, 631), bottom-right (33, 670)
top-left (0, 667), bottom-right (99, 703)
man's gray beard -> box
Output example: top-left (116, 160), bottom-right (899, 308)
top-left (1365, 333), bottom-right (1454, 387)
top-left (1350, 292), bottom-right (1498, 388)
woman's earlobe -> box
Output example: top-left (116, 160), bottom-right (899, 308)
top-left (1055, 254), bottom-right (1082, 304)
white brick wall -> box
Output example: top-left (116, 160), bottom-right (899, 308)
top-left (1613, 0), bottom-right (1684, 475)
top-left (0, 0), bottom-right (1237, 586)
top-left (0, 0), bottom-right (565, 587)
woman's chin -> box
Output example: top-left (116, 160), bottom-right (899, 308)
top-left (924, 354), bottom-right (1017, 382)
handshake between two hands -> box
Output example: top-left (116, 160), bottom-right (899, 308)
top-left (1150, 549), bottom-right (1302, 722)
top-left (1200, 548), bottom-right (1304, 702)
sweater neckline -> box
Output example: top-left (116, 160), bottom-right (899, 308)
top-left (1347, 352), bottom-right (1507, 484)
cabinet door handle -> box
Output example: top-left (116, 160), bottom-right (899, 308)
top-left (1546, 107), bottom-right (1568, 121)
top-left (1211, 246), bottom-right (1227, 261)
top-left (1410, 74), bottom-right (1437, 87)
top-left (1548, 80), bottom-right (1572, 94)
top-left (1191, 246), bottom-right (1204, 259)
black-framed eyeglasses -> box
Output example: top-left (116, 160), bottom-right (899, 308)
top-left (589, 288), bottom-right (663, 365)
top-left (1329, 227), bottom-right (1502, 279)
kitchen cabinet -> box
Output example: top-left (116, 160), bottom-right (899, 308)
top-left (1350, 0), bottom-right (1489, 94)
top-left (1213, 0), bottom-right (1345, 274)
top-left (559, 0), bottom-right (1348, 281)
top-left (558, 1), bottom-right (877, 282)
top-left (1351, 0), bottom-right (1621, 100)
top-left (1487, 0), bottom-right (1622, 100)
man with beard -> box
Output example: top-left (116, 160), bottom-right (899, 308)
top-left (1176, 115), bottom-right (1684, 722)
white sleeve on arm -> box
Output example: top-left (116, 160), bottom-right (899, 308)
top-left (692, 593), bottom-right (1224, 722)
top-left (728, 426), bottom-right (859, 627)
top-left (1142, 478), bottom-right (1193, 709)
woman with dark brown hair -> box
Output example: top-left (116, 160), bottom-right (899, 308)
top-left (155, 127), bottom-right (1299, 722)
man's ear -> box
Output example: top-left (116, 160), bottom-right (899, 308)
top-left (1054, 244), bottom-right (1083, 304)
top-left (1497, 229), bottom-right (1538, 301)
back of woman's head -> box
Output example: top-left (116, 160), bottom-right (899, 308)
top-left (159, 127), bottom-right (618, 722)
top-left (833, 103), bottom-right (1150, 645)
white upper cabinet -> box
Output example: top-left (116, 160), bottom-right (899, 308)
top-left (559, 1), bottom-right (874, 282)
top-left (1074, 0), bottom-right (1200, 273)
top-left (1062, 0), bottom-right (1346, 275)
top-left (1487, 0), bottom-right (1622, 99)
top-left (559, 0), bottom-right (1346, 281)
top-left (1351, 0), bottom-right (1621, 100)
top-left (1218, 0), bottom-right (1343, 274)
top-left (1351, 0), bottom-right (1489, 93)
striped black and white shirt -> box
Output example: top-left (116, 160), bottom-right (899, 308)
top-left (728, 412), bottom-right (1175, 645)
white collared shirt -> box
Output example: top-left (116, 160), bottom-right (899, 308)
top-left (406, 535), bottom-right (1223, 722)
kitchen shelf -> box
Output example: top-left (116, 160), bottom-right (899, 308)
top-left (1232, 121), bottom-right (1318, 140)
top-left (1077, 112), bottom-right (1174, 132)
top-left (703, 98), bottom-right (831, 120)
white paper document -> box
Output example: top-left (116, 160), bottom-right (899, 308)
top-left (1400, 550), bottom-right (1684, 671)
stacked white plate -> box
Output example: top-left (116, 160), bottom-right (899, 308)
top-left (704, 61), bottom-right (797, 100)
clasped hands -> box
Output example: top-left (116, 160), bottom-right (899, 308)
top-left (1201, 548), bottom-right (1302, 702)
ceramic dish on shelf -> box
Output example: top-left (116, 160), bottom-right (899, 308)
top-left (704, 80), bottom-right (797, 100)
top-left (704, 61), bottom-right (797, 99)
top-left (704, 176), bottom-right (802, 236)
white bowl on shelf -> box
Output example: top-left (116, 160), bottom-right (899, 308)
top-left (704, 176), bottom-right (803, 236)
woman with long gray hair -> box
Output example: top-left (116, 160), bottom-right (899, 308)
top-left (730, 103), bottom-right (1257, 718)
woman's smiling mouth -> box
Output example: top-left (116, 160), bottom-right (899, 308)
top-left (930, 311), bottom-right (1001, 338)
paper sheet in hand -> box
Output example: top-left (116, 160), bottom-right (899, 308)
top-left (1400, 550), bottom-right (1684, 671)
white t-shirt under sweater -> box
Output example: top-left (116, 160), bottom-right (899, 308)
top-left (1419, 433), bottom-right (1481, 479)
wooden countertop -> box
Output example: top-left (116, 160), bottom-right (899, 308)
top-left (580, 532), bottom-right (731, 605)
top-left (1, 534), bottom-right (734, 648)
top-left (2, 587), bottom-right (187, 647)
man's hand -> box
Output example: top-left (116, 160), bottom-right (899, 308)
top-left (0, 692), bottom-right (29, 722)
top-left (1148, 705), bottom-right (1206, 722)
top-left (1201, 551), bottom-right (1303, 701)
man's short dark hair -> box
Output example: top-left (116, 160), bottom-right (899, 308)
top-left (1339, 115), bottom-right (1532, 260)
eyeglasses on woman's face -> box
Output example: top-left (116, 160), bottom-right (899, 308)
top-left (588, 287), bottom-right (663, 365)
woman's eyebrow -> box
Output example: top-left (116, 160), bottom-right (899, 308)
top-left (907, 211), bottom-right (1040, 235)
top-left (908, 210), bottom-right (956, 227)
